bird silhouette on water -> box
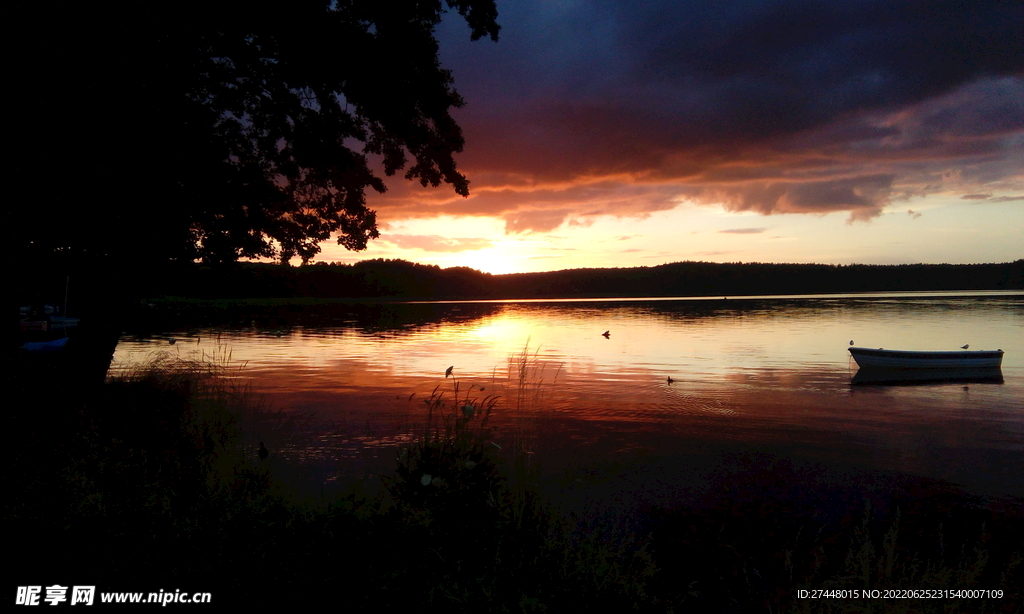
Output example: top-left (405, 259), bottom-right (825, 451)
top-left (666, 376), bottom-right (675, 384)
top-left (602, 330), bottom-right (610, 338)
top-left (258, 442), bottom-right (268, 461)
top-left (961, 344), bottom-right (970, 350)
top-left (445, 366), bottom-right (454, 378)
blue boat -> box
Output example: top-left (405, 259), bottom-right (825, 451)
top-left (21, 337), bottom-right (70, 353)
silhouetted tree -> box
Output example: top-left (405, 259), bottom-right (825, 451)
top-left (12, 0), bottom-right (499, 267)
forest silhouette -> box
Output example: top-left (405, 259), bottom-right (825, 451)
top-left (132, 258), bottom-right (1024, 301)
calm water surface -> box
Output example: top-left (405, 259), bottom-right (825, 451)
top-left (111, 291), bottom-right (1024, 498)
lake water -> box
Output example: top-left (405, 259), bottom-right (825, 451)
top-left (111, 291), bottom-right (1024, 501)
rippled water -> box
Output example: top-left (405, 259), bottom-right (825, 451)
top-left (111, 291), bottom-right (1024, 497)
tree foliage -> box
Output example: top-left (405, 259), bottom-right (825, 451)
top-left (12, 0), bottom-right (499, 265)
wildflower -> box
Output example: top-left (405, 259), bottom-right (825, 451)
top-left (420, 474), bottom-right (432, 486)
top-left (461, 404), bottom-right (475, 418)
top-left (465, 460), bottom-right (477, 470)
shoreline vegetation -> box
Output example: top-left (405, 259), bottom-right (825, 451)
top-left (148, 259), bottom-right (1024, 301)
top-left (18, 259), bottom-right (1024, 309)
top-left (10, 347), bottom-right (1022, 610)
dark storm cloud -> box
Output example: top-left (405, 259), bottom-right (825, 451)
top-left (610, 0), bottom-right (1023, 134)
top-left (373, 0), bottom-right (1024, 228)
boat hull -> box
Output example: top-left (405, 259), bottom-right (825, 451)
top-left (851, 367), bottom-right (1004, 385)
top-left (848, 347), bottom-right (1004, 369)
top-left (21, 337), bottom-right (70, 353)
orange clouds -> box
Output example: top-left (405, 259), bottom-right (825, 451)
top-left (382, 235), bottom-right (494, 252)
top-left (690, 174), bottom-right (896, 222)
top-left (359, 75), bottom-right (1021, 235)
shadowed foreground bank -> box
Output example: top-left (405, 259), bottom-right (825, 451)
top-left (6, 353), bottom-right (1022, 611)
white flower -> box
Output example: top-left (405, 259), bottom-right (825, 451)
top-left (464, 460), bottom-right (477, 470)
top-left (420, 474), bottom-right (432, 486)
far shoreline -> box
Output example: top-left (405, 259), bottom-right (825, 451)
top-left (141, 288), bottom-right (1024, 307)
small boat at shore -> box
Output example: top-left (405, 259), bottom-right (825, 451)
top-left (848, 347), bottom-right (1004, 369)
top-left (20, 337), bottom-right (70, 353)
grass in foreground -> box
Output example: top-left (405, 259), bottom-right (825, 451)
top-left (8, 350), bottom-right (1022, 612)
top-left (11, 350), bottom-right (657, 610)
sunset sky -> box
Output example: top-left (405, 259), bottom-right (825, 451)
top-left (316, 0), bottom-right (1023, 274)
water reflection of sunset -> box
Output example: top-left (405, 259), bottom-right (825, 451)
top-left (111, 293), bottom-right (1023, 495)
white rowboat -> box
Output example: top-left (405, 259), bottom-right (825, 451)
top-left (848, 347), bottom-right (1003, 369)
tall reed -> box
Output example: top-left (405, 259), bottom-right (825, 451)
top-left (502, 339), bottom-right (561, 486)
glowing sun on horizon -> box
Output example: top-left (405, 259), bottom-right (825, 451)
top-left (460, 248), bottom-right (523, 275)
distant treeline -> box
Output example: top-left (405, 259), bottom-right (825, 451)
top-left (144, 258), bottom-right (1024, 300)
